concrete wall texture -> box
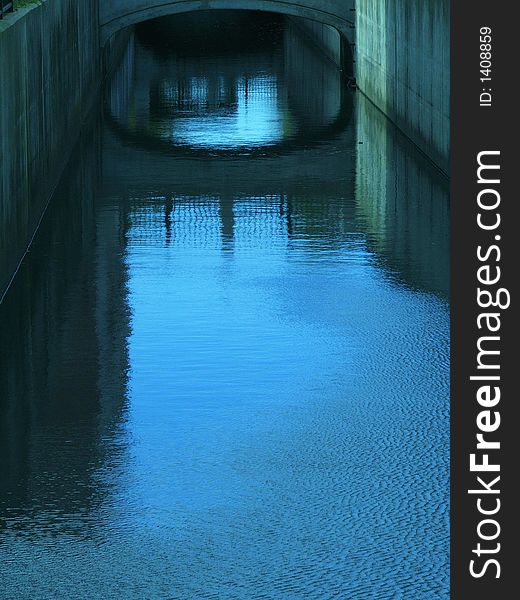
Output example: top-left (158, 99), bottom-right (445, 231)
top-left (289, 17), bottom-right (343, 68)
top-left (0, 0), bottom-right (100, 296)
top-left (99, 0), bottom-right (355, 45)
top-left (356, 0), bottom-right (450, 174)
top-left (0, 1), bottom-right (133, 297)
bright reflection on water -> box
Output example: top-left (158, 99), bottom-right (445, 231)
top-left (160, 75), bottom-right (284, 148)
top-left (0, 12), bottom-right (449, 599)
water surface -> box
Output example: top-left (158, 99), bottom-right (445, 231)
top-left (0, 14), bottom-right (449, 599)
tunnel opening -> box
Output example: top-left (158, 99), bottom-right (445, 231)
top-left (133, 10), bottom-right (352, 73)
top-left (135, 11), bottom-right (285, 56)
top-left (105, 9), bottom-right (353, 156)
top-left (109, 9), bottom-right (352, 76)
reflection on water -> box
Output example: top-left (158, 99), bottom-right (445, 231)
top-left (107, 13), bottom-right (346, 155)
top-left (0, 12), bottom-right (449, 599)
top-left (162, 74), bottom-right (285, 148)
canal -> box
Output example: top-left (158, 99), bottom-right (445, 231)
top-left (0, 12), bottom-right (450, 599)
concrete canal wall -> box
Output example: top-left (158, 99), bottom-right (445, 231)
top-left (0, 1), bottom-right (99, 296)
top-left (289, 0), bottom-right (449, 173)
top-left (0, 1), bottom-right (129, 298)
top-left (356, 0), bottom-right (450, 174)
top-left (288, 17), bottom-right (344, 69)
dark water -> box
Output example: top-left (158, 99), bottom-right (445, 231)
top-left (0, 14), bottom-right (449, 599)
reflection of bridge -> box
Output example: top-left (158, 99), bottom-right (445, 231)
top-left (102, 101), bottom-right (449, 301)
top-left (100, 0), bottom-right (355, 46)
top-left (103, 107), bottom-right (355, 195)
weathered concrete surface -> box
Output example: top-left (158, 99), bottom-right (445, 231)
top-left (356, 0), bottom-right (450, 173)
top-left (100, 0), bottom-right (354, 45)
top-left (288, 16), bottom-right (343, 69)
top-left (0, 1), bottom-right (100, 297)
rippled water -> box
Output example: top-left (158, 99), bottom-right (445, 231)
top-left (0, 13), bottom-right (449, 599)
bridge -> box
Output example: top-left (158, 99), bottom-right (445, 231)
top-left (98, 0), bottom-right (448, 174)
top-left (99, 0), bottom-right (355, 46)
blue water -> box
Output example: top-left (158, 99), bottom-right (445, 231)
top-left (0, 14), bottom-right (449, 599)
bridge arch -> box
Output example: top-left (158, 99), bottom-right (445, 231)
top-left (100, 0), bottom-right (355, 48)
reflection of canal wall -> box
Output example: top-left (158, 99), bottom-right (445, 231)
top-left (0, 120), bottom-right (131, 527)
top-left (356, 94), bottom-right (450, 298)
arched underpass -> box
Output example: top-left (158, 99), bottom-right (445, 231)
top-left (100, 0), bottom-right (355, 46)
top-left (100, 0), bottom-right (449, 173)
top-left (104, 16), bottom-right (354, 159)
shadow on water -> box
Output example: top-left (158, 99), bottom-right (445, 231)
top-left (0, 10), bottom-right (449, 599)
top-left (0, 120), bottom-right (131, 535)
